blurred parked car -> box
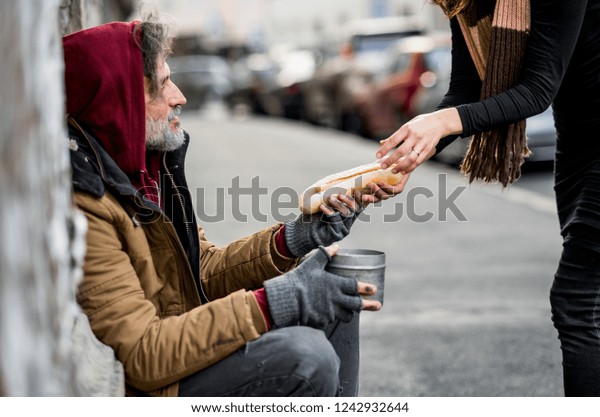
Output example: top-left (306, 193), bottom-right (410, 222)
top-left (227, 53), bottom-right (281, 115)
top-left (301, 16), bottom-right (425, 130)
top-left (169, 55), bottom-right (234, 110)
top-left (433, 107), bottom-right (558, 166)
top-left (524, 107), bottom-right (557, 162)
top-left (348, 33), bottom-right (451, 139)
top-left (268, 48), bottom-right (318, 120)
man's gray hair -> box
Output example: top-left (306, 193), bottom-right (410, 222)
top-left (133, 7), bottom-right (175, 98)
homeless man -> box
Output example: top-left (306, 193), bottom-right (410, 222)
top-left (63, 14), bottom-right (402, 397)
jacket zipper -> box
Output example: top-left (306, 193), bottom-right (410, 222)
top-left (162, 153), bottom-right (191, 245)
top-left (162, 153), bottom-right (209, 304)
top-left (162, 220), bottom-right (203, 308)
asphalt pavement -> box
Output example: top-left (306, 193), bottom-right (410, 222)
top-left (180, 104), bottom-right (564, 397)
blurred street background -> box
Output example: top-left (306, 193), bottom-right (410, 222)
top-left (147, 0), bottom-right (562, 396)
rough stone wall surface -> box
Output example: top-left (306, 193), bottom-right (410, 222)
top-left (59, 0), bottom-right (102, 35)
top-left (0, 0), bottom-right (124, 396)
top-left (59, 0), bottom-right (135, 35)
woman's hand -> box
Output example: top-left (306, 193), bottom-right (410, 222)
top-left (376, 108), bottom-right (463, 175)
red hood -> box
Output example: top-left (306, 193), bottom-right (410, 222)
top-left (63, 21), bottom-right (160, 204)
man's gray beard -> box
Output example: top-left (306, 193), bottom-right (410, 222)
top-left (146, 108), bottom-right (185, 152)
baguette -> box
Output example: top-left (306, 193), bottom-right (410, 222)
top-left (298, 160), bottom-right (403, 214)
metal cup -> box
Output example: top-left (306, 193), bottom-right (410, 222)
top-left (325, 248), bottom-right (386, 306)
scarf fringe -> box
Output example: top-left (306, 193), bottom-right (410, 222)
top-left (460, 124), bottom-right (530, 186)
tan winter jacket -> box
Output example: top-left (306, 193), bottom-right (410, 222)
top-left (67, 111), bottom-right (298, 396)
top-left (75, 191), bottom-right (296, 396)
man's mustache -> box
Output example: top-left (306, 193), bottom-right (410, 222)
top-left (168, 105), bottom-right (182, 122)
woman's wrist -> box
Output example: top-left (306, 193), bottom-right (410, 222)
top-left (436, 107), bottom-right (463, 137)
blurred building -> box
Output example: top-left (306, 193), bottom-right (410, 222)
top-left (156, 0), bottom-right (267, 47)
top-left (265, 0), bottom-right (447, 49)
top-left (155, 0), bottom-right (447, 52)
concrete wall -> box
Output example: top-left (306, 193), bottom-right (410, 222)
top-left (59, 0), bottom-right (136, 35)
top-left (0, 0), bottom-right (124, 396)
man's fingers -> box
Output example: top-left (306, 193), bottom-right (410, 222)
top-left (379, 175), bottom-right (410, 195)
top-left (322, 193), bottom-right (362, 215)
top-left (322, 244), bottom-right (339, 258)
top-left (319, 203), bottom-right (335, 216)
top-left (362, 184), bottom-right (384, 204)
top-left (362, 300), bottom-right (382, 311)
top-left (376, 183), bottom-right (392, 200)
top-left (326, 194), bottom-right (352, 216)
top-left (353, 189), bottom-right (369, 209)
top-left (336, 193), bottom-right (359, 212)
top-left (357, 281), bottom-right (376, 296)
top-left (361, 194), bottom-right (379, 204)
top-left (367, 183), bottom-right (390, 201)
top-left (376, 183), bottom-right (398, 195)
top-left (357, 282), bottom-right (381, 311)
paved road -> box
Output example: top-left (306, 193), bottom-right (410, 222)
top-left (181, 106), bottom-right (563, 397)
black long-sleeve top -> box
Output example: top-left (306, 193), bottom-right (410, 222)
top-left (437, 0), bottom-right (600, 158)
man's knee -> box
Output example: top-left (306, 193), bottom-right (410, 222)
top-left (270, 327), bottom-right (341, 396)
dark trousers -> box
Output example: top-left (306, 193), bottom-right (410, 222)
top-left (178, 315), bottom-right (360, 397)
top-left (550, 226), bottom-right (600, 396)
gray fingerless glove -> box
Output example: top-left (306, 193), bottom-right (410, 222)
top-left (284, 207), bottom-right (363, 258)
top-left (264, 247), bottom-right (362, 329)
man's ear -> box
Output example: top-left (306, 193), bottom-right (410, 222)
top-left (143, 77), bottom-right (152, 104)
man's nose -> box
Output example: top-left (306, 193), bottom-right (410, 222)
top-left (169, 83), bottom-right (187, 107)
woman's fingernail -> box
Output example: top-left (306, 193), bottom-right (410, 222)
top-left (377, 152), bottom-right (382, 158)
top-left (381, 163), bottom-right (387, 169)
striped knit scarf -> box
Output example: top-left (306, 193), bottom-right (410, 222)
top-left (457, 0), bottom-right (531, 186)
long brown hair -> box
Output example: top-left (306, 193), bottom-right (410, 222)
top-left (431, 0), bottom-right (473, 18)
